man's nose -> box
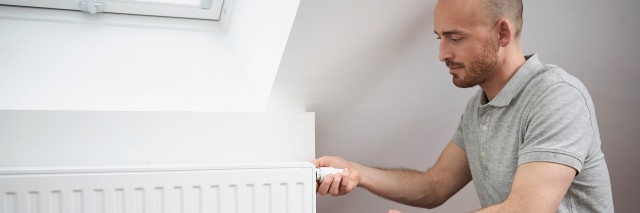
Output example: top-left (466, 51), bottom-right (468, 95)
top-left (438, 41), bottom-right (452, 62)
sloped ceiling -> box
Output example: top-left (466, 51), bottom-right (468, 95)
top-left (269, 1), bottom-right (479, 212)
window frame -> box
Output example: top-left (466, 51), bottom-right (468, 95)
top-left (0, 0), bottom-right (224, 20)
top-left (0, 0), bottom-right (232, 31)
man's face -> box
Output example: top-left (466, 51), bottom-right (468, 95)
top-left (434, 0), bottom-right (500, 88)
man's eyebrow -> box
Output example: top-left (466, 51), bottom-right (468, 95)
top-left (434, 30), bottom-right (464, 36)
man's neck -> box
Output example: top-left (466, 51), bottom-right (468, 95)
top-left (480, 51), bottom-right (526, 102)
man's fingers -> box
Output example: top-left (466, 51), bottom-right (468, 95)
top-left (313, 156), bottom-right (356, 197)
top-left (317, 174), bottom-right (334, 195)
top-left (329, 172), bottom-right (343, 196)
top-left (317, 156), bottom-right (338, 167)
top-left (339, 168), bottom-right (351, 195)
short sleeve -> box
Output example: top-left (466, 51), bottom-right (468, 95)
top-left (518, 82), bottom-right (593, 173)
top-left (451, 114), bottom-right (466, 151)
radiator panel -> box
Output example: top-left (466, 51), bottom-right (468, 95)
top-left (0, 164), bottom-right (316, 213)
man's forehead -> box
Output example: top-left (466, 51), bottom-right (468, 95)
top-left (434, 0), bottom-right (485, 33)
top-left (435, 0), bottom-right (480, 10)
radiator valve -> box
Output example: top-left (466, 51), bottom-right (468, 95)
top-left (316, 167), bottom-right (344, 182)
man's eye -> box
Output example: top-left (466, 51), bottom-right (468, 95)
top-left (451, 37), bottom-right (462, 42)
top-left (436, 36), bottom-right (442, 40)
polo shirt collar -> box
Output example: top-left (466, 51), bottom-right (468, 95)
top-left (484, 54), bottom-right (544, 107)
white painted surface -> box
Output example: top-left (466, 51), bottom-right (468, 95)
top-left (0, 0), bottom-right (300, 111)
top-left (0, 162), bottom-right (317, 213)
top-left (0, 18), bottom-right (254, 111)
top-left (0, 110), bottom-right (314, 167)
top-left (226, 0), bottom-right (301, 109)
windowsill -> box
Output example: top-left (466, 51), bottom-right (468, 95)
top-left (0, 4), bottom-right (232, 32)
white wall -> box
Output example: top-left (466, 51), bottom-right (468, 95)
top-left (523, 1), bottom-right (640, 212)
top-left (0, 0), bottom-right (300, 112)
top-left (0, 0), bottom-right (313, 189)
top-left (270, 0), bottom-right (640, 212)
top-left (0, 110), bottom-right (314, 167)
top-left (0, 18), bottom-right (257, 111)
top-left (226, 0), bottom-right (300, 108)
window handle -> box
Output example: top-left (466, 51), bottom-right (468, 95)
top-left (80, 1), bottom-right (105, 14)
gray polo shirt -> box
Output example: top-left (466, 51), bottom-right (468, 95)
top-left (452, 54), bottom-right (613, 212)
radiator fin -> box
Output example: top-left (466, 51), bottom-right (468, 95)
top-left (94, 190), bottom-right (104, 213)
top-left (5, 192), bottom-right (16, 213)
top-left (0, 164), bottom-right (316, 213)
top-left (27, 192), bottom-right (37, 213)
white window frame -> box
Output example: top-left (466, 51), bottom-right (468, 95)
top-left (0, 0), bottom-right (232, 31)
top-left (0, 0), bottom-right (224, 20)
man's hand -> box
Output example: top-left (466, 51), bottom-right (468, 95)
top-left (313, 142), bottom-right (472, 209)
top-left (313, 156), bottom-right (360, 196)
top-left (387, 210), bottom-right (403, 213)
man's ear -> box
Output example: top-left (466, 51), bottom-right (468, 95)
top-left (497, 18), bottom-right (513, 47)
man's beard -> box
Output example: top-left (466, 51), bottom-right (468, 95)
top-left (447, 40), bottom-right (500, 88)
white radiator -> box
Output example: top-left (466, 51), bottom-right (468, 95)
top-left (0, 163), bottom-right (317, 213)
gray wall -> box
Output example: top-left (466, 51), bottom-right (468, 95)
top-left (270, 0), bottom-right (640, 212)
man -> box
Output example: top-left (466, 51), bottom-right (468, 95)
top-left (314, 0), bottom-right (614, 212)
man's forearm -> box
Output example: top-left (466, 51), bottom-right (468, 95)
top-left (354, 163), bottom-right (441, 208)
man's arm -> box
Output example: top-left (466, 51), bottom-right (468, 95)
top-left (315, 141), bottom-right (472, 208)
top-left (475, 162), bottom-right (576, 213)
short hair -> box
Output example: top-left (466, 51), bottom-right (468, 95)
top-left (482, 0), bottom-right (523, 37)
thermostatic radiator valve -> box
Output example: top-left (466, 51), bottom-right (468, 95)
top-left (315, 167), bottom-right (344, 182)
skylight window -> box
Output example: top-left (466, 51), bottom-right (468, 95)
top-left (0, 0), bottom-right (224, 20)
